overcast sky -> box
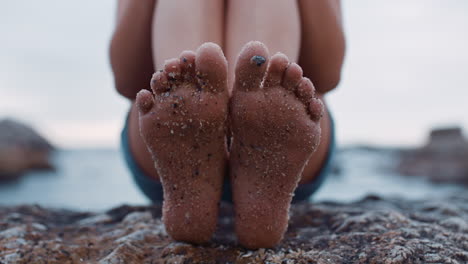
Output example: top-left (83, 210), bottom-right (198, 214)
top-left (1, 0), bottom-right (467, 148)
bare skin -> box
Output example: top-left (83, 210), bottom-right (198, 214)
top-left (136, 43), bottom-right (229, 243)
top-left (225, 0), bottom-right (301, 90)
top-left (230, 42), bottom-right (324, 249)
top-left (298, 0), bottom-right (346, 93)
top-left (110, 0), bottom-right (345, 247)
top-left (110, 0), bottom-right (155, 99)
top-left (152, 0), bottom-right (224, 69)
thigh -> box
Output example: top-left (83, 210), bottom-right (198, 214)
top-left (152, 0), bottom-right (225, 68)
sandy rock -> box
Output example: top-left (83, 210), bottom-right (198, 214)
top-left (0, 118), bottom-right (54, 180)
top-left (0, 194), bottom-right (467, 264)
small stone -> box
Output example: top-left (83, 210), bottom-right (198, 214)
top-left (78, 214), bottom-right (112, 226)
top-left (0, 226), bottom-right (26, 239)
top-left (250, 55), bottom-right (266, 66)
top-left (31, 223), bottom-right (47, 231)
top-left (122, 211), bottom-right (153, 224)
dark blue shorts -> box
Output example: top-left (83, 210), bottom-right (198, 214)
top-left (121, 112), bottom-right (335, 203)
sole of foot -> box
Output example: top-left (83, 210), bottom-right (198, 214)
top-left (136, 43), bottom-right (229, 244)
top-left (229, 41), bottom-right (324, 249)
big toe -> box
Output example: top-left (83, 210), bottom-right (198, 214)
top-left (234, 41), bottom-right (270, 91)
top-left (195, 42), bottom-right (228, 93)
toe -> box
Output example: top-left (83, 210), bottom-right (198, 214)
top-left (136, 89), bottom-right (154, 115)
top-left (309, 98), bottom-right (324, 122)
top-left (179, 51), bottom-right (196, 82)
top-left (295, 77), bottom-right (316, 105)
top-left (151, 71), bottom-right (169, 94)
top-left (296, 77), bottom-right (324, 121)
top-left (195, 42), bottom-right (227, 93)
top-left (263, 53), bottom-right (289, 88)
top-left (282, 63), bottom-right (303, 91)
top-left (234, 41), bottom-right (269, 92)
top-left (164, 58), bottom-right (182, 81)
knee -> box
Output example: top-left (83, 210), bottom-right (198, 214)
top-left (109, 40), bottom-right (153, 100)
top-left (302, 63), bottom-right (343, 94)
top-left (112, 74), bottom-right (139, 100)
top-left (301, 45), bottom-right (346, 94)
top-left (317, 44), bottom-right (346, 93)
top-left (314, 70), bottom-right (342, 94)
top-left (109, 42), bottom-right (132, 99)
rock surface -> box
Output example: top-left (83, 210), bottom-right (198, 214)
top-left (397, 127), bottom-right (468, 185)
top-left (1, 193), bottom-right (467, 264)
top-left (0, 118), bottom-right (54, 181)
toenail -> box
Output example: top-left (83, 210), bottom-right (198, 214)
top-left (251, 56), bottom-right (266, 66)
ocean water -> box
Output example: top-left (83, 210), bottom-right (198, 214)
top-left (0, 148), bottom-right (464, 211)
top-left (0, 149), bottom-right (147, 211)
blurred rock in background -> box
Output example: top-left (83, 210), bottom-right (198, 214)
top-left (0, 118), bottom-right (55, 181)
top-left (397, 127), bottom-right (468, 185)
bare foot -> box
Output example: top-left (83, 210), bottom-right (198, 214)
top-left (230, 41), bottom-right (324, 249)
top-left (136, 43), bottom-right (229, 244)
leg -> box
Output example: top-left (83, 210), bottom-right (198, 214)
top-left (133, 1), bottom-right (227, 244)
top-left (224, 0), bottom-right (331, 185)
top-left (225, 0), bottom-right (342, 249)
top-left (110, 0), bottom-right (156, 99)
top-left (297, 0), bottom-right (346, 93)
top-left (126, 0), bottom-right (225, 183)
top-left (110, 0), bottom-right (160, 180)
top-left (152, 0), bottom-right (224, 68)
top-left (225, 0), bottom-right (301, 90)
top-left (297, 0), bottom-right (345, 182)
